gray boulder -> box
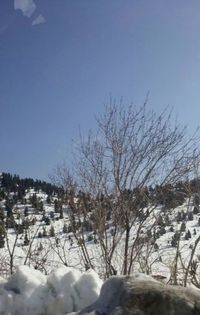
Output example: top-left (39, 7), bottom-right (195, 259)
top-left (69, 274), bottom-right (200, 315)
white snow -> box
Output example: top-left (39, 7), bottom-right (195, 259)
top-left (0, 265), bottom-right (102, 315)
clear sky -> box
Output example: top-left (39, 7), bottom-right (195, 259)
top-left (1, 0), bottom-right (200, 180)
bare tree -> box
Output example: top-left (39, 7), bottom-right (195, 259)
top-left (54, 100), bottom-right (200, 278)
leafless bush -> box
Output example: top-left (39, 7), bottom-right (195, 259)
top-left (53, 100), bottom-right (200, 278)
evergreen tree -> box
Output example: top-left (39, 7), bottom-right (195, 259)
top-left (30, 194), bottom-right (38, 209)
top-left (50, 211), bottom-right (54, 219)
top-left (188, 211), bottom-right (194, 221)
top-left (59, 206), bottom-right (63, 219)
top-left (164, 214), bottom-right (171, 226)
top-left (154, 243), bottom-right (159, 250)
top-left (38, 201), bottom-right (44, 212)
top-left (54, 199), bottom-right (59, 213)
top-left (46, 195), bottom-right (51, 204)
top-left (6, 205), bottom-right (15, 229)
top-left (0, 233), bottom-right (5, 248)
top-left (38, 231), bottom-right (42, 238)
top-left (157, 215), bottom-right (165, 226)
top-left (185, 229), bottom-right (191, 240)
top-left (0, 208), bottom-right (4, 221)
top-left (24, 206), bottom-right (29, 217)
top-left (24, 232), bottom-right (29, 246)
top-left (159, 226), bottom-right (166, 235)
top-left (87, 234), bottom-right (93, 242)
top-left (38, 242), bottom-right (43, 251)
top-left (176, 212), bottom-right (182, 223)
top-left (0, 223), bottom-right (5, 248)
top-left (5, 200), bottom-right (13, 217)
top-left (42, 227), bottom-right (47, 237)
top-left (17, 224), bottom-right (24, 234)
top-left (63, 223), bottom-right (68, 234)
top-left (181, 211), bottom-right (187, 220)
top-left (49, 225), bottom-right (55, 237)
top-left (45, 217), bottom-right (51, 225)
top-left (22, 219), bottom-right (30, 230)
top-left (193, 206), bottom-right (199, 214)
top-left (180, 222), bottom-right (186, 232)
top-left (193, 194), bottom-right (200, 207)
top-left (171, 231), bottom-right (180, 247)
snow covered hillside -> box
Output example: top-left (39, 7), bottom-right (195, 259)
top-left (1, 173), bottom-right (200, 287)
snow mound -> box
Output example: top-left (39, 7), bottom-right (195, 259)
top-left (0, 265), bottom-right (102, 315)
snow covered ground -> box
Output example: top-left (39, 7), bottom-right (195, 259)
top-left (1, 189), bottom-right (200, 287)
top-left (0, 265), bottom-right (102, 315)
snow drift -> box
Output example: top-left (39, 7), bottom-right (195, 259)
top-left (0, 265), bottom-right (102, 315)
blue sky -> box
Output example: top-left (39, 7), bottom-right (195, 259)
top-left (1, 0), bottom-right (200, 180)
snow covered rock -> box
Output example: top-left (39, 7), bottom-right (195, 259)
top-left (75, 274), bottom-right (200, 315)
top-left (0, 265), bottom-right (102, 315)
top-left (3, 265), bottom-right (47, 315)
top-left (46, 267), bottom-right (102, 315)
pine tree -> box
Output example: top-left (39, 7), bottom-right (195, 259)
top-left (185, 229), bottom-right (191, 240)
top-left (50, 211), bottom-right (54, 219)
top-left (193, 194), bottom-right (200, 207)
top-left (30, 194), bottom-right (38, 209)
top-left (171, 231), bottom-right (180, 247)
top-left (59, 206), bottom-right (63, 219)
top-left (54, 200), bottom-right (59, 213)
top-left (0, 233), bottom-right (5, 248)
top-left (157, 215), bottom-right (165, 226)
top-left (17, 224), bottom-right (24, 234)
top-left (38, 201), bottom-right (43, 212)
top-left (45, 217), bottom-right (51, 225)
top-left (180, 222), bottom-right (186, 232)
top-left (6, 201), bottom-right (13, 218)
top-left (160, 226), bottom-right (166, 235)
top-left (38, 231), bottom-right (42, 238)
top-left (49, 225), bottom-right (55, 237)
top-left (46, 195), bottom-right (51, 204)
top-left (24, 232), bottom-right (29, 246)
top-left (0, 208), bottom-right (4, 221)
top-left (63, 223), bottom-right (68, 233)
top-left (193, 206), bottom-right (199, 214)
top-left (185, 232), bottom-right (189, 240)
top-left (87, 234), bottom-right (93, 242)
top-left (0, 223), bottom-right (5, 248)
top-left (38, 242), bottom-right (43, 251)
top-left (154, 243), bottom-right (159, 250)
top-left (6, 206), bottom-right (15, 229)
top-left (42, 227), bottom-right (47, 237)
top-left (188, 211), bottom-right (193, 221)
top-left (24, 206), bottom-right (29, 217)
top-left (176, 212), bottom-right (182, 223)
top-left (164, 214), bottom-right (170, 226)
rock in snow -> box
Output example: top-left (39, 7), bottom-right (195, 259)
top-left (0, 265), bottom-right (102, 315)
top-left (2, 267), bottom-right (200, 315)
top-left (75, 274), bottom-right (200, 315)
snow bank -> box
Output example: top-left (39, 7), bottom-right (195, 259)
top-left (0, 265), bottom-right (102, 315)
